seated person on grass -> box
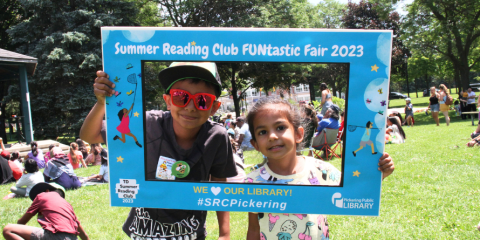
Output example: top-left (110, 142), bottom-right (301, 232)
top-left (44, 147), bottom-right (81, 190)
top-left (316, 104), bottom-right (341, 133)
top-left (83, 150), bottom-right (109, 183)
top-left (79, 62), bottom-right (237, 239)
top-left (10, 159), bottom-right (44, 198)
top-left (2, 182), bottom-right (89, 240)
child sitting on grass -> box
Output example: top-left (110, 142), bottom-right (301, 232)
top-left (244, 98), bottom-right (394, 240)
top-left (80, 62), bottom-right (237, 239)
top-left (2, 182), bottom-right (89, 240)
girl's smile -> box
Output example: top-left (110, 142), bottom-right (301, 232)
top-left (251, 107), bottom-right (303, 164)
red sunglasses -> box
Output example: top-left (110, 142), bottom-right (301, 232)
top-left (169, 89), bottom-right (217, 111)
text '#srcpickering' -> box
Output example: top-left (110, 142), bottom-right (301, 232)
top-left (197, 198), bottom-right (287, 211)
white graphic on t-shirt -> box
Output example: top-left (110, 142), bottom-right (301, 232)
top-left (128, 208), bottom-right (200, 239)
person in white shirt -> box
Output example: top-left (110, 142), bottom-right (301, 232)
top-left (10, 159), bottom-right (45, 197)
top-left (467, 87), bottom-right (477, 119)
top-left (235, 117), bottom-right (254, 151)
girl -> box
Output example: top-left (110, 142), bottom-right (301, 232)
top-left (404, 98), bottom-right (414, 127)
top-left (301, 104), bottom-right (318, 155)
top-left (85, 143), bottom-right (103, 166)
top-left (319, 83), bottom-right (333, 116)
top-left (385, 117), bottom-right (406, 144)
top-left (245, 98), bottom-right (394, 240)
top-left (68, 142), bottom-right (87, 169)
top-left (43, 144), bottom-right (55, 163)
top-left (10, 159), bottom-right (44, 197)
top-left (10, 151), bottom-right (23, 171)
top-left (438, 84), bottom-right (451, 126)
top-left (27, 141), bottom-right (45, 168)
top-left (428, 87), bottom-right (440, 126)
top-left (76, 138), bottom-right (90, 159)
top-left (113, 103), bottom-right (142, 148)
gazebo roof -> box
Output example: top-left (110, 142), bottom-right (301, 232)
top-left (0, 48), bottom-right (37, 76)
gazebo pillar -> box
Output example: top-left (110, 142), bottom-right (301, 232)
top-left (18, 65), bottom-right (34, 143)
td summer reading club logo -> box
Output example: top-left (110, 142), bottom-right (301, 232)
top-left (332, 193), bottom-right (375, 209)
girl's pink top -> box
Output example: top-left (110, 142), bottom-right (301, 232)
top-left (68, 151), bottom-right (84, 169)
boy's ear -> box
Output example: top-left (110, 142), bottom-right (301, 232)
top-left (163, 94), bottom-right (171, 110)
top-left (295, 126), bottom-right (304, 143)
top-left (209, 101), bottom-right (222, 116)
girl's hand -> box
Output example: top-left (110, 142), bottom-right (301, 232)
top-left (94, 71), bottom-right (116, 104)
top-left (378, 152), bottom-right (394, 180)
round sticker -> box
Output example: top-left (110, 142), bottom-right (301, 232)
top-left (171, 161), bottom-right (190, 178)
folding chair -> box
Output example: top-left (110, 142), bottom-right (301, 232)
top-left (329, 130), bottom-right (343, 160)
top-left (312, 128), bottom-right (339, 161)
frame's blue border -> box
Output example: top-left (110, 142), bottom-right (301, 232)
top-left (102, 27), bottom-right (392, 216)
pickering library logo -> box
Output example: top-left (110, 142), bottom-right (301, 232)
top-left (332, 193), bottom-right (375, 209)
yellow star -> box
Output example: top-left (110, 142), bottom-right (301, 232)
top-left (134, 111), bottom-right (139, 117)
top-left (117, 156), bottom-right (124, 163)
top-left (353, 170), bottom-right (361, 177)
top-left (191, 41), bottom-right (196, 46)
top-left (371, 64), bottom-right (379, 72)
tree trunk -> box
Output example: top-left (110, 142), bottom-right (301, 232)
top-left (230, 64), bottom-right (240, 118)
top-left (414, 78), bottom-right (418, 98)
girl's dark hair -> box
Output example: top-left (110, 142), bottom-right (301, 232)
top-left (25, 158), bottom-right (39, 173)
top-left (91, 143), bottom-right (100, 155)
top-left (388, 117), bottom-right (406, 139)
top-left (118, 109), bottom-right (125, 121)
top-left (328, 108), bottom-right (340, 121)
top-left (390, 112), bottom-right (403, 123)
top-left (366, 121), bottom-right (373, 128)
top-left (76, 139), bottom-right (89, 158)
top-left (11, 151), bottom-right (20, 161)
top-left (30, 141), bottom-right (38, 157)
top-left (320, 83), bottom-right (328, 91)
top-left (302, 104), bottom-right (318, 129)
top-left (101, 149), bottom-right (108, 166)
top-left (48, 144), bottom-right (55, 151)
top-left (246, 98), bottom-right (303, 149)
top-left (231, 122), bottom-right (236, 128)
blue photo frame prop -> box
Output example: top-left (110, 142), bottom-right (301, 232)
top-left (102, 27), bottom-right (392, 216)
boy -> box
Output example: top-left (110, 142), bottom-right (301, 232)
top-left (2, 182), bottom-right (89, 240)
top-left (80, 62), bottom-right (237, 239)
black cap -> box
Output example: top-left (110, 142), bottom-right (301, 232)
top-left (29, 182), bottom-right (65, 201)
top-left (159, 62), bottom-right (222, 94)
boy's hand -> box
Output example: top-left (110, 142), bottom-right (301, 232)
top-left (378, 152), bottom-right (394, 180)
top-left (94, 71), bottom-right (116, 104)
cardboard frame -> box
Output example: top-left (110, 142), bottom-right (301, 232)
top-left (102, 27), bottom-right (392, 216)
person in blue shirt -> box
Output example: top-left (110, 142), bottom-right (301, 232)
top-left (316, 104), bottom-right (341, 133)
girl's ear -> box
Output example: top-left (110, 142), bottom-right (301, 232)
top-left (295, 126), bottom-right (304, 143)
top-left (163, 94), bottom-right (171, 110)
top-left (250, 139), bottom-right (260, 152)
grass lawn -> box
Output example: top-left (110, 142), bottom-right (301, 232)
top-left (1, 110), bottom-right (480, 239)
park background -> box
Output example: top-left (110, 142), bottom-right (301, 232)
top-left (1, 0), bottom-right (479, 239)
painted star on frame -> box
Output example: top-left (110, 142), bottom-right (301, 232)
top-left (134, 111), bottom-right (140, 117)
top-left (371, 64), bottom-right (379, 72)
top-left (353, 170), bottom-right (361, 177)
top-left (191, 41), bottom-right (196, 46)
top-left (117, 156), bottom-right (124, 163)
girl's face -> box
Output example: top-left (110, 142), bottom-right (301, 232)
top-left (123, 108), bottom-right (128, 113)
top-left (250, 106), bottom-right (303, 162)
top-left (387, 119), bottom-right (392, 126)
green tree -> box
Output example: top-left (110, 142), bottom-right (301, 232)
top-left (343, 0), bottom-right (409, 76)
top-left (7, 0), bottom-right (139, 140)
top-left (403, 0), bottom-right (480, 90)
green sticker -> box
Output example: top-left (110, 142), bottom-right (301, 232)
top-left (171, 161), bottom-right (190, 178)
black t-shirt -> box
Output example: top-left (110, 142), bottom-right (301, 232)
top-left (105, 110), bottom-right (237, 239)
top-left (0, 155), bottom-right (13, 185)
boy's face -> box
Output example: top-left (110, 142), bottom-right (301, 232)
top-left (163, 79), bottom-right (221, 132)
